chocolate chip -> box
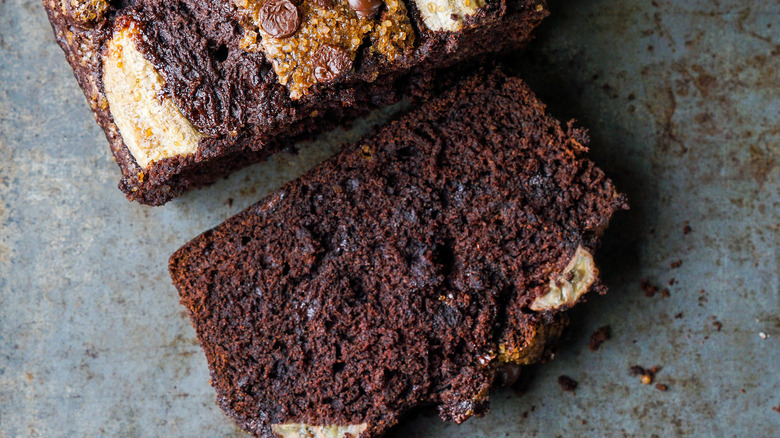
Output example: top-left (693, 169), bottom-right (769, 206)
top-left (347, 0), bottom-right (383, 19)
top-left (495, 364), bottom-right (521, 387)
top-left (312, 45), bottom-right (351, 83)
top-left (258, 0), bottom-right (300, 39)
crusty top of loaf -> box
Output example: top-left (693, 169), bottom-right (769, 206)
top-left (42, 0), bottom-right (548, 204)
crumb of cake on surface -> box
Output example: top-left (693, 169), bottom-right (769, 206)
top-left (558, 376), bottom-right (578, 393)
top-left (641, 278), bottom-right (658, 297)
top-left (589, 325), bottom-right (611, 351)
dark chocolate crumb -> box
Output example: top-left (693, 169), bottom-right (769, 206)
top-left (772, 405), bottom-right (780, 414)
top-left (226, 198), bottom-right (233, 207)
top-left (683, 223), bottom-right (692, 235)
top-left (674, 312), bottom-right (684, 319)
top-left (655, 383), bottom-right (667, 391)
top-left (641, 278), bottom-right (659, 297)
top-left (712, 321), bottom-right (722, 331)
top-left (668, 277), bottom-right (676, 286)
top-left (558, 376), bottom-right (578, 393)
top-left (589, 325), bottom-right (611, 351)
top-left (660, 288), bottom-right (670, 298)
top-left (670, 259), bottom-right (682, 269)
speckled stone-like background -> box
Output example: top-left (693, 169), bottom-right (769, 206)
top-left (1, 0), bottom-right (778, 436)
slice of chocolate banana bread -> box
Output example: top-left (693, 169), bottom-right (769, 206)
top-left (170, 69), bottom-right (627, 437)
top-left (42, 0), bottom-right (548, 205)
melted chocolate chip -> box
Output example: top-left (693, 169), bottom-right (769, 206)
top-left (258, 0), bottom-right (300, 39)
top-left (312, 45), bottom-right (352, 83)
top-left (347, 0), bottom-right (383, 19)
top-left (495, 364), bottom-right (521, 387)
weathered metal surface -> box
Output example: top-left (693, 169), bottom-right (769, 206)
top-left (1, 0), bottom-right (778, 436)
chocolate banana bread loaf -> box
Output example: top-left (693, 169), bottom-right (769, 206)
top-left (169, 70), bottom-right (627, 437)
top-left (42, 0), bottom-right (548, 205)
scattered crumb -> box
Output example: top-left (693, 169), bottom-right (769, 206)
top-left (630, 365), bottom-right (661, 385)
top-left (674, 312), bottom-right (684, 319)
top-left (772, 405), bottom-right (780, 414)
top-left (698, 290), bottom-right (708, 306)
top-left (589, 325), bottom-right (611, 351)
top-left (655, 383), bottom-right (668, 391)
top-left (226, 198), bottom-right (234, 207)
top-left (712, 320), bottom-right (722, 331)
top-left (670, 259), bottom-right (682, 268)
top-left (558, 376), bottom-right (578, 393)
top-left (660, 288), bottom-right (670, 298)
top-left (641, 279), bottom-right (659, 297)
top-left (759, 332), bottom-right (768, 340)
top-left (581, 419), bottom-right (587, 425)
top-left (741, 389), bottom-right (746, 394)
top-left (683, 223), bottom-right (692, 235)
top-left (521, 411), bottom-right (528, 419)
top-left (668, 277), bottom-right (676, 286)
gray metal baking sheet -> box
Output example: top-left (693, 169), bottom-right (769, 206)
top-left (1, 0), bottom-right (778, 436)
